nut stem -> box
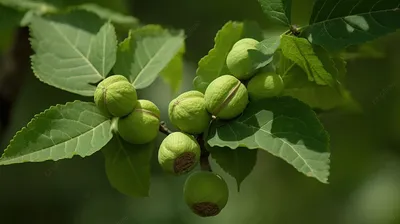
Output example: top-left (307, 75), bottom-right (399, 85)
top-left (197, 134), bottom-right (212, 172)
top-left (159, 121), bottom-right (173, 135)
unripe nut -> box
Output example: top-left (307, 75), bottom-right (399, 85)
top-left (94, 75), bottom-right (138, 117)
top-left (204, 75), bottom-right (249, 120)
top-left (169, 91), bottom-right (211, 134)
top-left (247, 72), bottom-right (284, 101)
top-left (118, 100), bottom-right (160, 144)
top-left (226, 38), bottom-right (260, 80)
top-left (184, 171), bottom-right (229, 217)
top-left (158, 132), bottom-right (201, 175)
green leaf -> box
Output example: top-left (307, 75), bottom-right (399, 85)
top-left (258, 0), bottom-right (292, 26)
top-left (0, 101), bottom-right (112, 165)
top-left (242, 20), bottom-right (265, 41)
top-left (0, 1), bottom-right (138, 27)
top-left (103, 136), bottom-right (154, 197)
top-left (207, 97), bottom-right (330, 183)
top-left (277, 51), bottom-right (359, 111)
top-left (282, 65), bottom-right (346, 110)
top-left (193, 21), bottom-right (243, 93)
top-left (160, 45), bottom-right (185, 94)
top-left (30, 10), bottom-right (117, 96)
top-left (0, 0), bottom-right (58, 13)
top-left (113, 25), bottom-right (185, 89)
top-left (194, 21), bottom-right (265, 93)
top-left (209, 146), bottom-right (257, 191)
top-left (341, 41), bottom-right (386, 60)
top-left (249, 35), bottom-right (281, 70)
top-left (302, 0), bottom-right (400, 51)
top-left (280, 35), bottom-right (335, 86)
top-left (20, 10), bottom-right (36, 26)
top-left (74, 3), bottom-right (138, 27)
top-left (0, 0), bottom-right (58, 26)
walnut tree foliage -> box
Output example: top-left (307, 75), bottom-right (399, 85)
top-left (0, 0), bottom-right (399, 206)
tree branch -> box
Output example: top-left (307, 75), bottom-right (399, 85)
top-left (197, 134), bottom-right (212, 172)
top-left (159, 121), bottom-right (173, 135)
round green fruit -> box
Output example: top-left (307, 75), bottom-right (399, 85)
top-left (94, 75), bottom-right (137, 117)
top-left (204, 75), bottom-right (249, 120)
top-left (184, 171), bottom-right (229, 217)
top-left (226, 38), bottom-right (260, 80)
top-left (158, 132), bottom-right (201, 175)
top-left (118, 100), bottom-right (160, 144)
top-left (169, 91), bottom-right (211, 134)
top-left (247, 72), bottom-right (284, 101)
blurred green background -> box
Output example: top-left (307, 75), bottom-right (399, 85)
top-left (1, 0), bottom-right (400, 223)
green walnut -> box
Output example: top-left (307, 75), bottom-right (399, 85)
top-left (226, 38), bottom-right (260, 80)
top-left (158, 132), bottom-right (201, 175)
top-left (183, 171), bottom-right (229, 217)
top-left (118, 100), bottom-right (160, 144)
top-left (247, 72), bottom-right (284, 101)
top-left (169, 91), bottom-right (211, 134)
top-left (94, 75), bottom-right (138, 117)
top-left (204, 75), bottom-right (249, 120)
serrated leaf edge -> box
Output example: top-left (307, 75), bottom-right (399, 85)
top-left (118, 25), bottom-right (184, 89)
top-left (210, 147), bottom-right (258, 191)
top-left (0, 100), bottom-right (110, 164)
top-left (72, 3), bottom-right (139, 26)
top-left (195, 21), bottom-right (240, 81)
top-left (29, 13), bottom-right (118, 96)
top-left (208, 97), bottom-right (331, 183)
